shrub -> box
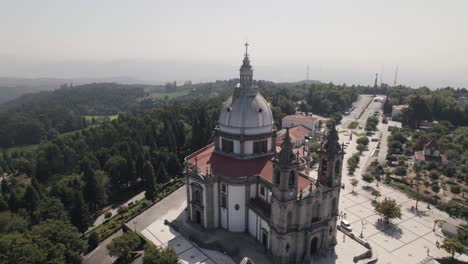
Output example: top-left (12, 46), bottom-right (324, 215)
top-left (118, 205), bottom-right (129, 215)
top-left (88, 231), bottom-right (99, 250)
top-left (357, 136), bottom-right (369, 146)
top-left (431, 183), bottom-right (440, 193)
top-left (105, 212), bottom-right (112, 219)
top-left (394, 166), bottom-right (407, 176)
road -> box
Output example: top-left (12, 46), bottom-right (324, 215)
top-left (89, 191), bottom-right (146, 230)
top-left (82, 230), bottom-right (121, 264)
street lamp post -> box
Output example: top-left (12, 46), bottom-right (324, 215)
top-left (133, 220), bottom-right (138, 232)
top-left (359, 221), bottom-right (367, 238)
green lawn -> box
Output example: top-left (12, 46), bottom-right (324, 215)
top-left (83, 115), bottom-right (118, 125)
top-left (348, 121), bottom-right (359, 129)
top-left (3, 144), bottom-right (38, 156)
top-left (352, 131), bottom-right (366, 137)
top-left (148, 90), bottom-right (190, 99)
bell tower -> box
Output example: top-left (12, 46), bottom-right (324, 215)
top-left (270, 128), bottom-right (302, 264)
top-left (317, 124), bottom-right (344, 188)
top-left (272, 128), bottom-right (300, 202)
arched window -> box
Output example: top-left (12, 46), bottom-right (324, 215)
top-left (334, 160), bottom-right (340, 174)
top-left (288, 171), bottom-right (295, 188)
top-left (287, 211), bottom-right (292, 227)
top-left (192, 189), bottom-right (201, 203)
top-left (321, 159), bottom-right (327, 174)
top-left (331, 197), bottom-right (337, 215)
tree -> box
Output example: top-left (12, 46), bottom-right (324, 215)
top-left (441, 236), bottom-right (464, 260)
top-left (423, 181), bottom-right (430, 192)
top-left (143, 161), bottom-right (157, 201)
top-left (356, 136), bottom-right (369, 146)
top-left (83, 165), bottom-right (99, 212)
top-left (374, 198), bottom-right (402, 224)
top-left (143, 244), bottom-right (178, 264)
top-left (0, 220), bottom-right (86, 264)
top-left (371, 189), bottom-right (381, 202)
top-left (362, 173), bottom-right (375, 186)
top-left (450, 185), bottom-right (461, 198)
top-left (118, 205), bottom-right (129, 217)
top-left (350, 179), bottom-right (359, 193)
top-left (0, 194), bottom-right (7, 211)
top-left (33, 198), bottom-right (68, 222)
top-left (407, 95), bottom-right (431, 128)
top-left (88, 231), bottom-right (99, 251)
top-left (357, 144), bottom-right (367, 153)
top-left (23, 185), bottom-right (40, 215)
top-left (394, 166), bottom-right (407, 177)
top-left (107, 233), bottom-right (141, 262)
top-left (70, 192), bottom-right (91, 234)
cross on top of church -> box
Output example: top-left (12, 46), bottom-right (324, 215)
top-left (244, 42), bottom-right (249, 56)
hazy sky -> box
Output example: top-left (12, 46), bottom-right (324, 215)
top-left (1, 0), bottom-right (467, 88)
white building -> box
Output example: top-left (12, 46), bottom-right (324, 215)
top-left (391, 104), bottom-right (408, 118)
top-left (282, 114), bottom-right (319, 135)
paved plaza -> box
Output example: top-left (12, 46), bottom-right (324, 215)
top-left (134, 187), bottom-right (235, 264)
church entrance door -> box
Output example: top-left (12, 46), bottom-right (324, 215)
top-left (261, 231), bottom-right (268, 248)
top-left (310, 237), bottom-right (318, 255)
top-left (195, 210), bottom-right (201, 224)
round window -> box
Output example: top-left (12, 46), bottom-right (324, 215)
top-left (234, 204), bottom-right (240, 211)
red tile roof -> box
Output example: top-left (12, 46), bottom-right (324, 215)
top-left (414, 151), bottom-right (447, 163)
top-left (276, 125), bottom-right (311, 145)
top-left (424, 139), bottom-right (440, 150)
top-left (283, 115), bottom-right (319, 122)
top-left (185, 143), bottom-right (312, 192)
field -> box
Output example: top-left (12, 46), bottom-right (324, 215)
top-left (3, 144), bottom-right (38, 156)
top-left (83, 115), bottom-right (118, 125)
top-left (148, 89), bottom-right (190, 99)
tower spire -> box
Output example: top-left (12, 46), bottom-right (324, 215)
top-left (238, 43), bottom-right (254, 91)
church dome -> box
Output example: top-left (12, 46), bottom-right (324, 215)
top-left (218, 43), bottom-right (274, 136)
top-left (218, 93), bottom-right (274, 135)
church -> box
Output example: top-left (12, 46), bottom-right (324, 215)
top-left (184, 44), bottom-right (344, 264)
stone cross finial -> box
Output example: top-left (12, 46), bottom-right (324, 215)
top-left (244, 42), bottom-right (249, 55)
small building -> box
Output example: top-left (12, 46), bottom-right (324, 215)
top-left (391, 105), bottom-right (408, 119)
top-left (458, 96), bottom-right (468, 107)
top-left (387, 120), bottom-right (402, 129)
top-left (414, 139), bottom-right (447, 164)
top-left (282, 114), bottom-right (319, 135)
top-left (276, 125), bottom-right (312, 148)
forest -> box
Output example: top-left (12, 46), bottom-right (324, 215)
top-left (0, 83), bottom-right (145, 148)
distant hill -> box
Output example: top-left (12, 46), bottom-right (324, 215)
top-left (0, 83), bottom-right (145, 148)
top-left (0, 77), bottom-right (149, 104)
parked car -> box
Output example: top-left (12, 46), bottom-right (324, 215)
top-left (340, 219), bottom-right (352, 232)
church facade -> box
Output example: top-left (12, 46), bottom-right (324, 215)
top-left (184, 45), bottom-right (344, 264)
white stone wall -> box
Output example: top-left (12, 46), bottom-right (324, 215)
top-left (248, 209), bottom-right (271, 248)
top-left (213, 182), bottom-right (219, 228)
top-left (244, 140), bottom-right (253, 154)
top-left (220, 183), bottom-right (228, 229)
top-left (188, 178), bottom-right (207, 227)
top-left (228, 185), bottom-right (246, 232)
top-left (250, 184), bottom-right (256, 198)
top-left (234, 140), bottom-right (241, 154)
